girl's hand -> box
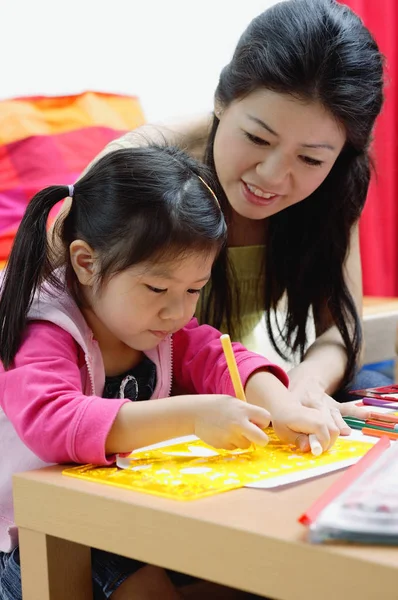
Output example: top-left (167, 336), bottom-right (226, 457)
top-left (192, 395), bottom-right (271, 450)
top-left (271, 403), bottom-right (341, 453)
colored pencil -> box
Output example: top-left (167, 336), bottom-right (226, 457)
top-left (362, 398), bottom-right (398, 409)
top-left (343, 417), bottom-right (364, 424)
top-left (344, 417), bottom-right (398, 434)
top-left (366, 419), bottom-right (397, 430)
top-left (369, 412), bottom-right (398, 424)
top-left (343, 417), bottom-right (365, 428)
top-left (363, 395), bottom-right (398, 402)
top-left (362, 427), bottom-right (398, 441)
top-left (363, 423), bottom-right (398, 434)
top-left (220, 334), bottom-right (247, 402)
top-left (344, 421), bottom-right (363, 431)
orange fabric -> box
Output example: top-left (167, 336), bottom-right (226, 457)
top-left (0, 91), bottom-right (145, 145)
top-left (0, 91), bottom-right (145, 270)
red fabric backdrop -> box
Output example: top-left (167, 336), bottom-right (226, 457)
top-left (342, 0), bottom-right (398, 296)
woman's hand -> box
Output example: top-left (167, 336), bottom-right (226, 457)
top-left (287, 374), bottom-right (370, 435)
top-left (270, 402), bottom-right (341, 452)
top-left (243, 369), bottom-right (344, 453)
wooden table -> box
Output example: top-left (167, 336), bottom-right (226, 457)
top-left (362, 296), bottom-right (398, 379)
top-left (13, 298), bottom-right (398, 599)
top-left (13, 465), bottom-right (398, 600)
top-left (363, 296), bottom-right (398, 316)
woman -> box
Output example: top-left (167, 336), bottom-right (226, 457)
top-left (55, 0), bottom-right (387, 433)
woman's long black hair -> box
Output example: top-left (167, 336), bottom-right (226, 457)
top-left (202, 0), bottom-right (384, 384)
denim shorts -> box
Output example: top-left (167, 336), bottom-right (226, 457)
top-left (334, 366), bottom-right (393, 402)
top-left (0, 548), bottom-right (20, 600)
top-left (0, 546), bottom-right (195, 599)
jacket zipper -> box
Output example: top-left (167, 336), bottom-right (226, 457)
top-left (168, 336), bottom-right (173, 396)
top-left (85, 355), bottom-right (96, 395)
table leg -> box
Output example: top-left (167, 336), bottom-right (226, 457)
top-left (19, 528), bottom-right (92, 600)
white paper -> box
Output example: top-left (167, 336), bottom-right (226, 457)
top-left (245, 431), bottom-right (378, 489)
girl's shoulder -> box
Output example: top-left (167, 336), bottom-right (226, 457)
top-left (22, 321), bottom-right (82, 362)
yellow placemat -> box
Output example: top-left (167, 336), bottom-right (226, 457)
top-left (63, 432), bottom-right (373, 501)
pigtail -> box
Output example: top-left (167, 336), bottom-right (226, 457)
top-left (0, 186), bottom-right (70, 369)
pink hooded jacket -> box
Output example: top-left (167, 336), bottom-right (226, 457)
top-left (0, 285), bottom-right (288, 552)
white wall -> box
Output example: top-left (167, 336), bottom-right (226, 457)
top-left (0, 0), bottom-right (278, 121)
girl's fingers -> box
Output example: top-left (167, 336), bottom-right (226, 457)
top-left (241, 420), bottom-right (269, 446)
top-left (295, 434), bottom-right (310, 452)
top-left (246, 404), bottom-right (272, 429)
top-left (229, 433), bottom-right (253, 450)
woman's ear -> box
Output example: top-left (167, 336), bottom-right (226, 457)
top-left (69, 240), bottom-right (97, 286)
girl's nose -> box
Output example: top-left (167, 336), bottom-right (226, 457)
top-left (160, 297), bottom-right (185, 321)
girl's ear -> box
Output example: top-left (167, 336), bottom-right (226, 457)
top-left (69, 240), bottom-right (97, 286)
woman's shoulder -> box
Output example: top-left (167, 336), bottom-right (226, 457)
top-left (107, 113), bottom-right (213, 159)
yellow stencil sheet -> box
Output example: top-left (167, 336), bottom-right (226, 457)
top-left (63, 431), bottom-right (373, 501)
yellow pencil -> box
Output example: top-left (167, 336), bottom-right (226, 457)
top-left (220, 334), bottom-right (247, 402)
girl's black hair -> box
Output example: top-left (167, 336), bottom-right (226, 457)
top-left (0, 145), bottom-right (226, 369)
top-left (203, 0), bottom-right (385, 384)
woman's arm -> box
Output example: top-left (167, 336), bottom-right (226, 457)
top-left (290, 222), bottom-right (363, 395)
top-left (287, 223), bottom-right (368, 425)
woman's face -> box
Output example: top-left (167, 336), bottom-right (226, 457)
top-left (213, 90), bottom-right (346, 221)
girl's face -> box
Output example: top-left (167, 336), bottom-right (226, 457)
top-left (80, 251), bottom-right (214, 352)
top-left (213, 90), bottom-right (346, 222)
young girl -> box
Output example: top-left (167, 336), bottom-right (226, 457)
top-left (72, 0), bottom-right (387, 427)
top-left (0, 145), bottom-right (339, 599)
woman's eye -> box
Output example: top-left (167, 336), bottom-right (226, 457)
top-left (147, 285), bottom-right (167, 294)
top-left (187, 289), bottom-right (201, 295)
top-left (244, 132), bottom-right (270, 146)
top-left (301, 156), bottom-right (323, 167)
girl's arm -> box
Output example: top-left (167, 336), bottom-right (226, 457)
top-left (172, 318), bottom-right (289, 396)
top-left (0, 322), bottom-right (127, 465)
top-left (1, 322), bottom-right (270, 460)
top-left (106, 393), bottom-right (271, 454)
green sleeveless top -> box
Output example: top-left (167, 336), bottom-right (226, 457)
top-left (196, 245), bottom-right (266, 350)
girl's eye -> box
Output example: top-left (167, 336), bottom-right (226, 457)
top-left (147, 285), bottom-right (167, 294)
top-left (301, 156), bottom-right (323, 167)
top-left (244, 132), bottom-right (270, 146)
top-left (187, 289), bottom-right (201, 295)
